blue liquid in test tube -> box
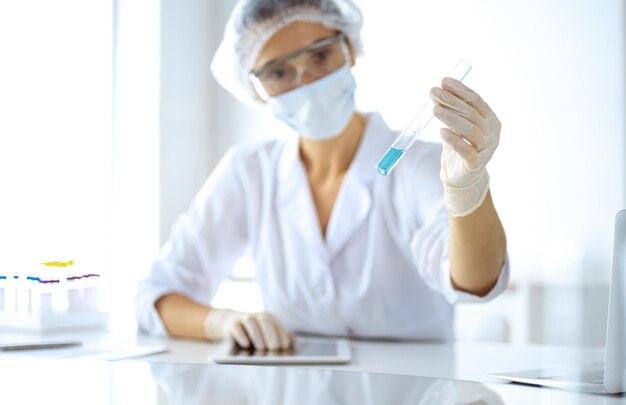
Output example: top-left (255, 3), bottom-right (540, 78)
top-left (377, 148), bottom-right (405, 175)
top-left (376, 59), bottom-right (472, 176)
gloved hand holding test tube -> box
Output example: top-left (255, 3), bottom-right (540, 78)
top-left (376, 59), bottom-right (472, 175)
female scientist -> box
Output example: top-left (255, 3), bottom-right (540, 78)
top-left (136, 0), bottom-right (509, 351)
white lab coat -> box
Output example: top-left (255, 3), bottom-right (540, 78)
top-left (135, 112), bottom-right (509, 341)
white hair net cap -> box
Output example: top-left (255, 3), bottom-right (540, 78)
top-left (211, 0), bottom-right (364, 105)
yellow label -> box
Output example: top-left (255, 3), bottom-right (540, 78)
top-left (41, 260), bottom-right (74, 268)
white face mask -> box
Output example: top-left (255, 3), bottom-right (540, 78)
top-left (267, 64), bottom-right (357, 140)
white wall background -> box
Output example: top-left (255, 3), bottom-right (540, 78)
top-left (112, 0), bottom-right (161, 330)
top-left (159, 0), bottom-right (625, 344)
top-left (0, 2), bottom-right (112, 290)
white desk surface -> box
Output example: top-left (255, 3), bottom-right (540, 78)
top-left (149, 334), bottom-right (606, 381)
top-left (0, 328), bottom-right (623, 404)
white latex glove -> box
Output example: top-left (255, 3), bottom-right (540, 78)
top-left (204, 308), bottom-right (295, 351)
top-left (430, 77), bottom-right (502, 217)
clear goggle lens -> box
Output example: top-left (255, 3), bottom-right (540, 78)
top-left (250, 33), bottom-right (349, 100)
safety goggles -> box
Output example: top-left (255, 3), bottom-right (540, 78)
top-left (249, 33), bottom-right (349, 101)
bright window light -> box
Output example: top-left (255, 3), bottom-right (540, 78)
top-left (0, 2), bottom-right (113, 281)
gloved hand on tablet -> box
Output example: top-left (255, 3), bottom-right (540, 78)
top-left (204, 308), bottom-right (295, 351)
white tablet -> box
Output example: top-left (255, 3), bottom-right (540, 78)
top-left (212, 338), bottom-right (351, 365)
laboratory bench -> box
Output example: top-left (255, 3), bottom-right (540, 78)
top-left (0, 328), bottom-right (623, 404)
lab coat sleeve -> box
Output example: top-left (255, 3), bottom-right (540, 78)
top-left (406, 142), bottom-right (509, 305)
top-left (135, 147), bottom-right (250, 336)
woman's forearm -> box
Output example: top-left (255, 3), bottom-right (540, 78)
top-left (155, 293), bottom-right (212, 339)
top-left (448, 191), bottom-right (507, 297)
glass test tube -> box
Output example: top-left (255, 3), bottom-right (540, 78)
top-left (376, 59), bottom-right (473, 176)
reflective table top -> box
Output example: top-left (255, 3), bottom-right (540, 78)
top-left (1, 358), bottom-right (625, 404)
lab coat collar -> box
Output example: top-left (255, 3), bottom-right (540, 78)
top-left (276, 112), bottom-right (393, 259)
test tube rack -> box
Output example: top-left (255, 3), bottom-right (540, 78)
top-left (0, 271), bottom-right (108, 332)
